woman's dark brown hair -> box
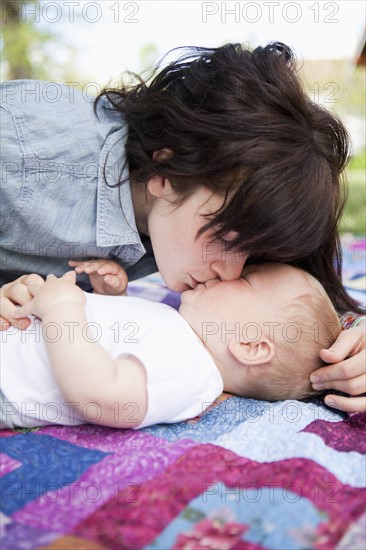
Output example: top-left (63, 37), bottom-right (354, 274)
top-left (95, 41), bottom-right (363, 314)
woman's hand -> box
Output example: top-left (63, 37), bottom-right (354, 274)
top-left (12, 271), bottom-right (85, 321)
top-left (0, 274), bottom-right (45, 330)
top-left (311, 323), bottom-right (366, 413)
top-left (69, 259), bottom-right (128, 296)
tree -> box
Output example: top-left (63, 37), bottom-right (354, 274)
top-left (139, 42), bottom-right (159, 73)
top-left (1, 0), bottom-right (76, 81)
top-left (1, 1), bottom-right (49, 79)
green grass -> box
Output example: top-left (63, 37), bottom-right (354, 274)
top-left (340, 168), bottom-right (366, 235)
top-left (348, 150), bottom-right (366, 171)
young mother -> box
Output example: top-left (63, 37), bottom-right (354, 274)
top-left (0, 42), bottom-right (365, 412)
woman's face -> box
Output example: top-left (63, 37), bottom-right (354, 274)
top-left (147, 184), bottom-right (247, 291)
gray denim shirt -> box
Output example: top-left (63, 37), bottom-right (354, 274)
top-left (0, 80), bottom-right (157, 288)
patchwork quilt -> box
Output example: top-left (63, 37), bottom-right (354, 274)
top-left (1, 236), bottom-right (365, 550)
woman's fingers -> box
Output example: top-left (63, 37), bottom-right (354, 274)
top-left (312, 373), bottom-right (366, 396)
top-left (0, 274), bottom-right (44, 329)
top-left (324, 394), bottom-right (366, 413)
top-left (0, 316), bottom-right (11, 330)
top-left (320, 326), bottom-right (365, 363)
top-left (311, 353), bottom-right (365, 384)
top-left (312, 333), bottom-right (365, 413)
top-left (2, 283), bottom-right (33, 306)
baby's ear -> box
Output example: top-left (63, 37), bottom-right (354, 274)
top-left (228, 339), bottom-right (275, 365)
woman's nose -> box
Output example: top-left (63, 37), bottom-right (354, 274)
top-left (211, 254), bottom-right (247, 281)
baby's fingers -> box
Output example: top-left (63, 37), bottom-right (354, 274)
top-left (68, 260), bottom-right (104, 274)
top-left (104, 274), bottom-right (127, 296)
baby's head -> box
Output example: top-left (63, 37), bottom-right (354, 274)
top-left (179, 263), bottom-right (341, 401)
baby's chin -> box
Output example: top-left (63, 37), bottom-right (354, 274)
top-left (177, 298), bottom-right (190, 318)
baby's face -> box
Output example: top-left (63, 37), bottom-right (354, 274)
top-left (179, 263), bottom-right (310, 360)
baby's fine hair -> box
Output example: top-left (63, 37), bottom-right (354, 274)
top-left (96, 41), bottom-right (361, 314)
top-left (247, 272), bottom-right (341, 402)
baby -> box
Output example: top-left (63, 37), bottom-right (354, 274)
top-left (0, 263), bottom-right (340, 430)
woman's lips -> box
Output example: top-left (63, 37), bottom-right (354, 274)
top-left (189, 275), bottom-right (199, 289)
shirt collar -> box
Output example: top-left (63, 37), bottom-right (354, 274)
top-left (96, 125), bottom-right (146, 261)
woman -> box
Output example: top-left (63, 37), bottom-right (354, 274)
top-left (1, 42), bottom-right (365, 412)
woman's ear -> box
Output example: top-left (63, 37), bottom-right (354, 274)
top-left (146, 175), bottom-right (166, 198)
top-left (147, 176), bottom-right (174, 199)
top-left (147, 149), bottom-right (174, 198)
top-left (152, 148), bottom-right (174, 162)
top-left (228, 339), bottom-right (275, 365)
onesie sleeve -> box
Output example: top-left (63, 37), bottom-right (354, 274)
top-left (82, 294), bottom-right (224, 430)
top-left (133, 313), bottom-right (224, 429)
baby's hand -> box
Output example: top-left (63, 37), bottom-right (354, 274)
top-left (13, 272), bottom-right (85, 321)
top-left (68, 259), bottom-right (128, 296)
top-left (0, 274), bottom-right (45, 330)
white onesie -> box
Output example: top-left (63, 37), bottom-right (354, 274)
top-left (0, 293), bottom-right (223, 429)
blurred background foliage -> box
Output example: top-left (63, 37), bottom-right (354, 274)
top-left (298, 59), bottom-right (365, 235)
top-left (1, 0), bottom-right (365, 234)
top-left (1, 0), bottom-right (79, 81)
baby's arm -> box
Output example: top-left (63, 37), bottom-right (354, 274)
top-left (69, 259), bottom-right (128, 296)
top-left (13, 272), bottom-right (147, 428)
